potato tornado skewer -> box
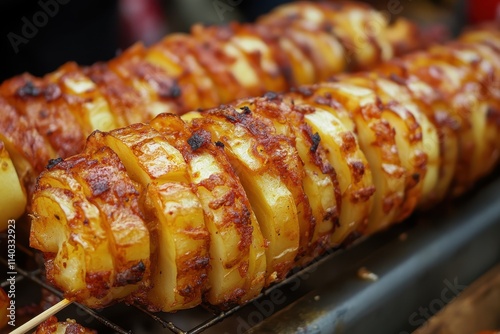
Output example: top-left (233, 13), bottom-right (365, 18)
top-left (30, 27), bottom-right (500, 312)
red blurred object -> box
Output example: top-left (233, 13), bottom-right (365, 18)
top-left (468, 0), bottom-right (500, 24)
top-left (119, 0), bottom-right (168, 48)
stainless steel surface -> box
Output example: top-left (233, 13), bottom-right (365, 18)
top-left (414, 264), bottom-right (500, 334)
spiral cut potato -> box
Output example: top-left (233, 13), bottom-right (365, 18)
top-left (0, 1), bottom-right (420, 227)
top-left (29, 25), bottom-right (500, 312)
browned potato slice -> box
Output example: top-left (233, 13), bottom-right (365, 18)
top-left (46, 62), bottom-right (120, 131)
top-left (0, 74), bottom-right (85, 163)
top-left (145, 33), bottom-right (216, 111)
top-left (151, 114), bottom-right (266, 306)
top-left (301, 106), bottom-right (374, 243)
top-left (189, 109), bottom-right (300, 284)
top-left (108, 44), bottom-right (180, 118)
top-left (99, 124), bottom-right (209, 311)
top-left (289, 115), bottom-right (341, 258)
top-left (328, 82), bottom-right (405, 233)
top-left (227, 26), bottom-right (288, 93)
top-left (189, 27), bottom-right (254, 104)
top-left (190, 26), bottom-right (263, 98)
top-left (288, 83), bottom-right (404, 233)
top-left (369, 75), bottom-right (439, 207)
top-left (429, 43), bottom-right (500, 179)
top-left (230, 99), bottom-right (314, 259)
top-left (68, 144), bottom-right (150, 291)
top-left (31, 160), bottom-right (137, 308)
top-left (145, 181), bottom-right (208, 311)
top-left (375, 64), bottom-right (459, 206)
top-left (386, 54), bottom-right (481, 195)
top-left (285, 28), bottom-right (346, 83)
top-left (258, 2), bottom-right (394, 69)
top-left (235, 96), bottom-right (342, 260)
top-left (337, 73), bottom-right (434, 221)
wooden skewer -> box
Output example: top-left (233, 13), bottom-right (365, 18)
top-left (10, 298), bottom-right (72, 334)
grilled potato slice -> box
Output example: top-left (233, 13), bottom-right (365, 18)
top-left (191, 26), bottom-right (262, 98)
top-left (386, 55), bottom-right (480, 195)
top-left (301, 107), bottom-right (374, 244)
top-left (151, 114), bottom-right (266, 306)
top-left (46, 62), bottom-right (119, 132)
top-left (189, 27), bottom-right (255, 104)
top-left (337, 73), bottom-right (433, 221)
top-left (322, 83), bottom-right (406, 233)
top-left (0, 96), bottom-right (55, 194)
top-left (376, 64), bottom-right (460, 205)
top-left (467, 42), bottom-right (500, 164)
top-left (190, 109), bottom-right (300, 284)
top-left (258, 1), bottom-right (393, 69)
top-left (289, 83), bottom-right (405, 233)
top-left (99, 124), bottom-right (210, 311)
top-left (145, 181), bottom-right (208, 311)
top-left (31, 163), bottom-right (136, 308)
top-left (145, 33), bottom-right (216, 111)
top-left (0, 140), bottom-right (26, 226)
top-left (108, 44), bottom-right (181, 118)
top-left (429, 43), bottom-right (500, 179)
top-left (231, 99), bottom-right (314, 258)
top-left (323, 3), bottom-right (392, 68)
top-left (228, 26), bottom-right (287, 93)
top-left (284, 27), bottom-right (345, 83)
top-left (276, 32), bottom-right (316, 86)
top-left (0, 74), bottom-right (86, 160)
top-left (369, 75), bottom-right (439, 207)
top-left (235, 96), bottom-right (341, 259)
top-left (66, 144), bottom-right (150, 291)
top-left (291, 119), bottom-right (341, 258)
top-left (424, 51), bottom-right (490, 189)
top-left (31, 185), bottom-right (89, 296)
top-left (83, 63), bottom-right (149, 126)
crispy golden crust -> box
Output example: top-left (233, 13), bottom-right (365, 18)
top-left (257, 1), bottom-right (409, 71)
top-left (193, 109), bottom-right (300, 284)
top-left (376, 31), bottom-right (500, 198)
top-left (150, 115), bottom-right (265, 306)
top-left (65, 144), bottom-right (150, 287)
top-left (0, 74), bottom-right (86, 160)
top-left (32, 147), bottom-right (149, 308)
top-left (147, 34), bottom-right (218, 111)
top-left (246, 95), bottom-right (343, 260)
top-left (0, 96), bottom-right (52, 196)
top-left (222, 100), bottom-right (315, 259)
top-left (82, 63), bottom-right (146, 127)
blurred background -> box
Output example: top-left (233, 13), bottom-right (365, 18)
top-left (0, 0), bottom-right (499, 82)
